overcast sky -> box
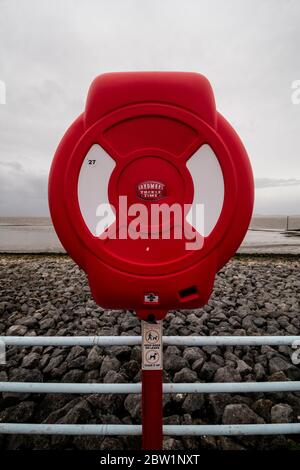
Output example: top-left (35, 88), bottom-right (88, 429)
top-left (0, 0), bottom-right (299, 216)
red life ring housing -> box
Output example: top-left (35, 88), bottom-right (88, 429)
top-left (49, 72), bottom-right (254, 320)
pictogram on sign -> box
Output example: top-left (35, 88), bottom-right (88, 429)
top-left (142, 321), bottom-right (162, 370)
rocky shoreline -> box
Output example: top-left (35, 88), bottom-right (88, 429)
top-left (0, 254), bottom-right (300, 450)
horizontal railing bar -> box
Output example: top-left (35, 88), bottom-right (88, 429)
top-left (166, 423), bottom-right (300, 436)
top-left (0, 423), bottom-right (300, 436)
top-left (0, 423), bottom-right (141, 435)
top-left (0, 382), bottom-right (140, 394)
top-left (1, 381), bottom-right (300, 394)
top-left (164, 381), bottom-right (300, 394)
top-left (164, 336), bottom-right (300, 346)
top-left (0, 336), bottom-right (140, 347)
top-left (1, 335), bottom-right (300, 347)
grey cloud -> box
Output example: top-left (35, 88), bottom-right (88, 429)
top-left (0, 160), bottom-right (48, 216)
top-left (0, 161), bottom-right (23, 171)
top-left (0, 0), bottom-right (300, 215)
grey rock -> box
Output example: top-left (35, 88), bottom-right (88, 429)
top-left (271, 403), bottom-right (293, 423)
top-left (100, 356), bottom-right (120, 378)
top-left (124, 394), bottom-right (141, 420)
top-left (68, 356), bottom-right (86, 369)
top-left (130, 346), bottom-right (141, 362)
top-left (163, 415), bottom-right (181, 425)
top-left (183, 347), bottom-right (205, 364)
top-left (66, 346), bottom-right (85, 362)
top-left (268, 371), bottom-right (288, 381)
top-left (198, 361), bottom-right (219, 381)
top-left (211, 354), bottom-right (225, 366)
top-left (202, 346), bottom-right (220, 356)
top-left (164, 354), bottom-right (188, 372)
top-left (164, 437), bottom-right (184, 450)
top-left (119, 360), bottom-right (140, 380)
top-left (34, 394), bottom-right (76, 422)
top-left (103, 370), bottom-right (126, 383)
top-left (0, 401), bottom-right (35, 423)
top-left (217, 436), bottom-right (246, 450)
top-left (253, 317), bottom-right (266, 327)
top-left (269, 355), bottom-right (290, 374)
top-left (6, 325), bottom-right (28, 336)
top-left (254, 363), bottom-right (266, 381)
top-left (73, 436), bottom-right (107, 450)
top-left (236, 360), bottom-right (252, 376)
top-left (40, 318), bottom-right (55, 330)
top-left (9, 367), bottom-right (42, 383)
top-left (214, 366), bottom-right (241, 383)
top-left (165, 345), bottom-right (181, 356)
top-left (0, 371), bottom-right (8, 381)
top-left (22, 352), bottom-right (40, 369)
top-left (43, 398), bottom-right (81, 424)
top-left (0, 302), bottom-right (7, 314)
top-left (109, 345), bottom-right (131, 361)
top-left (43, 355), bottom-right (64, 373)
top-left (208, 393), bottom-right (232, 422)
top-left (85, 346), bottom-right (103, 370)
top-left (100, 437), bottom-right (124, 450)
top-left (223, 404), bottom-right (264, 425)
top-left (85, 370), bottom-right (99, 382)
top-left (62, 369), bottom-right (84, 383)
top-left (87, 393), bottom-right (124, 416)
top-left (57, 399), bottom-right (92, 424)
top-left (242, 316), bottom-right (254, 330)
top-left (200, 435), bottom-right (218, 450)
top-left (252, 399), bottom-right (273, 421)
top-left (40, 353), bottom-right (50, 369)
top-left (286, 324), bottom-right (299, 335)
top-left (182, 393), bottom-right (205, 414)
top-left (174, 367), bottom-right (197, 383)
top-left (269, 355), bottom-right (300, 380)
top-left (17, 317), bottom-right (38, 328)
top-left (191, 357), bottom-right (205, 372)
top-left (120, 317), bottom-right (139, 330)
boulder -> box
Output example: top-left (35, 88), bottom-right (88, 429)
top-left (214, 366), bottom-right (241, 383)
top-left (271, 403), bottom-right (293, 423)
top-left (100, 356), bottom-right (120, 378)
top-left (85, 346), bottom-right (103, 370)
top-left (22, 352), bottom-right (40, 369)
top-left (6, 325), bottom-right (27, 336)
top-left (182, 393), bottom-right (205, 414)
top-left (164, 354), bottom-right (188, 373)
top-left (124, 394), bottom-right (141, 420)
top-left (174, 368), bottom-right (197, 383)
top-left (222, 404), bottom-right (264, 424)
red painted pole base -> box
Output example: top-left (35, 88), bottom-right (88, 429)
top-left (141, 369), bottom-right (163, 450)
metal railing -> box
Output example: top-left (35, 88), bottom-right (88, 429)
top-left (0, 335), bottom-right (300, 438)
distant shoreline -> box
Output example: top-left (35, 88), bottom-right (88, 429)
top-left (1, 215), bottom-right (300, 231)
top-left (0, 216), bottom-right (299, 255)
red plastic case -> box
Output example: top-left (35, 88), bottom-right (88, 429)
top-left (48, 72), bottom-right (254, 320)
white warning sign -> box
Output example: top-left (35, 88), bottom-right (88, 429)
top-left (142, 321), bottom-right (162, 370)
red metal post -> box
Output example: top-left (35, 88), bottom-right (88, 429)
top-left (140, 318), bottom-right (163, 450)
top-left (142, 369), bottom-right (163, 450)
